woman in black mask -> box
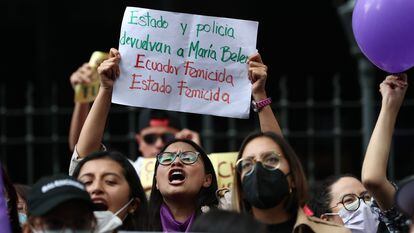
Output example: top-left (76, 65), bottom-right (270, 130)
top-left (233, 132), bottom-right (350, 233)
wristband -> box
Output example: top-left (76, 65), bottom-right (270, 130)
top-left (252, 97), bottom-right (272, 112)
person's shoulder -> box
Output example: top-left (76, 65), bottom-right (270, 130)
top-left (294, 208), bottom-right (351, 233)
top-left (131, 156), bottom-right (144, 172)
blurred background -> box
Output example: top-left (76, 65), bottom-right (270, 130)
top-left (2, 0), bottom-right (414, 185)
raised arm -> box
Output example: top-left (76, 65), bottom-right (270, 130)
top-left (362, 74), bottom-right (408, 210)
top-left (75, 48), bottom-right (121, 157)
top-left (248, 53), bottom-right (282, 135)
top-left (68, 63), bottom-right (93, 151)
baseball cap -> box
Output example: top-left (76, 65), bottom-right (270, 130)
top-left (28, 174), bottom-right (92, 216)
top-left (395, 175), bottom-right (414, 217)
top-left (138, 109), bottom-right (182, 132)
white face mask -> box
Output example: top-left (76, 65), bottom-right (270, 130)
top-left (338, 200), bottom-right (379, 233)
top-left (93, 198), bottom-right (134, 233)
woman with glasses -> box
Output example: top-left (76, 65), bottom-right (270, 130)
top-left (362, 74), bottom-right (410, 233)
top-left (68, 48), bottom-right (200, 176)
top-left (148, 138), bottom-right (218, 232)
top-left (308, 75), bottom-right (411, 233)
top-left (233, 132), bottom-right (350, 233)
top-left (309, 174), bottom-right (382, 233)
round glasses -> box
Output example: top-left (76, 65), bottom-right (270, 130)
top-left (157, 151), bottom-right (200, 165)
top-left (235, 151), bottom-right (281, 176)
top-left (330, 193), bottom-right (373, 211)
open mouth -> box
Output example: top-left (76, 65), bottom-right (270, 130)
top-left (92, 198), bottom-right (108, 211)
top-left (93, 202), bottom-right (108, 211)
top-left (168, 169), bottom-right (186, 184)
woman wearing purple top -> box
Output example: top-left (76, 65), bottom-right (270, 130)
top-left (148, 139), bottom-right (218, 232)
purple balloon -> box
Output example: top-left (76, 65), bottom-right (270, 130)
top-left (352, 0), bottom-right (414, 73)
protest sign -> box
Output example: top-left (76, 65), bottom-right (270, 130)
top-left (113, 7), bottom-right (258, 118)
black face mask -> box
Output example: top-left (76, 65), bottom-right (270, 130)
top-left (242, 163), bottom-right (290, 209)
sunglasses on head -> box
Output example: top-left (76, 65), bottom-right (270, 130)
top-left (142, 133), bottom-right (175, 145)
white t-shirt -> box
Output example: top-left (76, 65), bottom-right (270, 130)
top-left (68, 145), bottom-right (143, 176)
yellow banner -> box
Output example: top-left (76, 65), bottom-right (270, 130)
top-left (208, 152), bottom-right (238, 189)
top-left (74, 51), bottom-right (108, 103)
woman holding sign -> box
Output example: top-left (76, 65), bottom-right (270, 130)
top-left (233, 133), bottom-right (351, 233)
top-left (145, 53), bottom-right (286, 232)
top-left (67, 49), bottom-right (149, 232)
top-left (73, 48), bottom-right (218, 232)
top-left (86, 49), bottom-right (218, 232)
top-left (73, 48), bottom-right (290, 232)
top-left (232, 55), bottom-right (350, 233)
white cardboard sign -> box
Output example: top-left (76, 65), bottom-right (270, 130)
top-left (113, 7), bottom-right (258, 118)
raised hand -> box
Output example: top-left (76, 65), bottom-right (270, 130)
top-left (247, 53), bottom-right (268, 100)
top-left (70, 63), bottom-right (94, 89)
top-left (380, 74), bottom-right (408, 111)
top-left (97, 48), bottom-right (121, 90)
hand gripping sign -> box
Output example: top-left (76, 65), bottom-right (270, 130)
top-left (113, 7), bottom-right (258, 118)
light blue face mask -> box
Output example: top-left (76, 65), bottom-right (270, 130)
top-left (18, 212), bottom-right (27, 226)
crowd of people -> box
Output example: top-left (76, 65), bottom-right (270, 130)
top-left (1, 48), bottom-right (414, 233)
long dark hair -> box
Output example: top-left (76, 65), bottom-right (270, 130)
top-left (72, 151), bottom-right (148, 231)
top-left (1, 166), bottom-right (21, 233)
top-left (233, 132), bottom-right (308, 215)
top-left (14, 183), bottom-right (31, 212)
top-left (148, 139), bottom-right (218, 231)
top-left (190, 209), bottom-right (266, 233)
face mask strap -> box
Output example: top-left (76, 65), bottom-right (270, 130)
top-left (114, 198), bottom-right (134, 216)
top-left (323, 212), bottom-right (340, 216)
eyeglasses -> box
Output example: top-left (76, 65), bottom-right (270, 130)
top-left (142, 133), bottom-right (175, 145)
top-left (157, 151), bottom-right (200, 165)
top-left (330, 193), bottom-right (373, 212)
top-left (235, 151), bottom-right (281, 176)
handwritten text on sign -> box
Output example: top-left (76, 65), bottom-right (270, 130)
top-left (112, 7), bottom-right (258, 118)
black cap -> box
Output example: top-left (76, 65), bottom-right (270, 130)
top-left (138, 109), bottom-right (182, 132)
top-left (395, 175), bottom-right (414, 217)
top-left (28, 174), bottom-right (92, 216)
